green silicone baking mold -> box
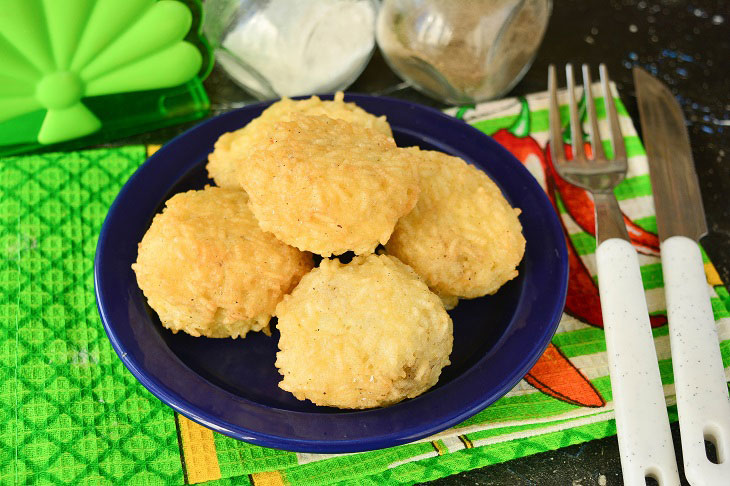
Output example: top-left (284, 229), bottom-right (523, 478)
top-left (0, 0), bottom-right (213, 156)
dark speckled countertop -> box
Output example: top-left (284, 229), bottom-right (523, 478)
top-left (119, 1), bottom-right (729, 483)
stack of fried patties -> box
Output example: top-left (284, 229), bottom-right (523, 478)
top-left (133, 93), bottom-right (525, 409)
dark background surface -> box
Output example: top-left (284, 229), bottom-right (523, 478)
top-left (122, 0), bottom-right (729, 484)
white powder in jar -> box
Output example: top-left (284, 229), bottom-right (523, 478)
top-left (220, 0), bottom-right (376, 98)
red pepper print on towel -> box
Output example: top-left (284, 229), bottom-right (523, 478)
top-left (525, 343), bottom-right (605, 407)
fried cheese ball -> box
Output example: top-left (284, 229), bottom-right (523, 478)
top-left (207, 92), bottom-right (392, 188)
top-left (275, 254), bottom-right (453, 409)
top-left (240, 114), bottom-right (419, 256)
top-left (132, 187), bottom-right (313, 338)
top-left (386, 149), bottom-right (526, 301)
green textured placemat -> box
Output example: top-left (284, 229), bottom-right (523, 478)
top-left (1, 147), bottom-right (183, 485)
top-left (2, 89), bottom-right (729, 486)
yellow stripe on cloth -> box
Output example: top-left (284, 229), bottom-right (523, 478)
top-left (250, 471), bottom-right (286, 486)
top-left (146, 144), bottom-right (162, 157)
top-left (458, 435), bottom-right (474, 449)
top-left (431, 440), bottom-right (446, 455)
top-left (705, 262), bottom-right (723, 286)
top-left (177, 415), bottom-right (222, 483)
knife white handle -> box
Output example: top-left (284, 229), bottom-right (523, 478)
top-left (662, 235), bottom-right (730, 485)
top-left (596, 238), bottom-right (680, 486)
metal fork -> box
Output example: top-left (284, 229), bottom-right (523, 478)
top-left (548, 64), bottom-right (680, 486)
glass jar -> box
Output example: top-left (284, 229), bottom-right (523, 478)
top-left (376, 0), bottom-right (552, 104)
top-left (204, 0), bottom-right (378, 99)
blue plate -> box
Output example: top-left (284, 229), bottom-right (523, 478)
top-left (94, 94), bottom-right (568, 453)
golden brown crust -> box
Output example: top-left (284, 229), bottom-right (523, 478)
top-left (206, 131), bottom-right (239, 188)
top-left (275, 254), bottom-right (453, 409)
top-left (132, 186), bottom-right (313, 338)
top-left (386, 149), bottom-right (525, 299)
top-left (239, 114), bottom-right (419, 256)
top-left (206, 92), bottom-right (392, 188)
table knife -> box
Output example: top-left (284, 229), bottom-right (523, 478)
top-left (634, 66), bottom-right (730, 485)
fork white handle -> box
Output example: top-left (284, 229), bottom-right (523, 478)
top-left (662, 236), bottom-right (730, 485)
top-left (596, 238), bottom-right (680, 486)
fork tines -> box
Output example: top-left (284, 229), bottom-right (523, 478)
top-left (548, 64), bottom-right (627, 166)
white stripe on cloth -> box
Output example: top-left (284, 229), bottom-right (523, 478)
top-left (384, 410), bottom-right (623, 471)
top-left (469, 409), bottom-right (616, 450)
top-left (388, 451), bottom-right (439, 469)
top-left (296, 451), bottom-right (359, 466)
top-left (441, 436), bottom-right (467, 453)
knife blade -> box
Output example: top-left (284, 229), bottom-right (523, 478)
top-left (634, 67), bottom-right (707, 241)
top-left (634, 66), bottom-right (730, 485)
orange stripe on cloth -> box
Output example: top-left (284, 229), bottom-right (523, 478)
top-left (146, 144), bottom-right (162, 157)
top-left (177, 415), bottom-right (222, 483)
top-left (250, 471), bottom-right (286, 486)
top-left (705, 262), bottom-right (723, 287)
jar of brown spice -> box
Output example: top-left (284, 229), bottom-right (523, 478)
top-left (376, 0), bottom-right (552, 104)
